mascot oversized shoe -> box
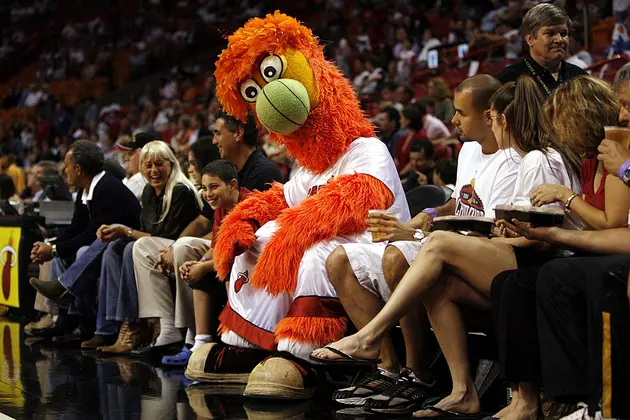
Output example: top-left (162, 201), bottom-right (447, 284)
top-left (185, 343), bottom-right (270, 384)
top-left (244, 353), bottom-right (319, 400)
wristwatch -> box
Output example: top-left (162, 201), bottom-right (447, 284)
top-left (127, 228), bottom-right (134, 238)
top-left (413, 229), bottom-right (425, 242)
top-left (51, 244), bottom-right (58, 258)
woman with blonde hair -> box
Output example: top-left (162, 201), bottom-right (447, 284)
top-left (427, 77), bottom-right (455, 125)
top-left (83, 141), bottom-right (202, 353)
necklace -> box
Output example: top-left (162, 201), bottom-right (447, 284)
top-left (524, 58), bottom-right (563, 96)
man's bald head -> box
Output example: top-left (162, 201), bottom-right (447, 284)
top-left (455, 75), bottom-right (502, 113)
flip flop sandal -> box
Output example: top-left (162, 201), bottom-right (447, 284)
top-left (162, 346), bottom-right (192, 367)
top-left (309, 346), bottom-right (382, 366)
top-left (422, 406), bottom-right (487, 420)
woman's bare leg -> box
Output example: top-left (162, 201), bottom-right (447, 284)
top-left (501, 382), bottom-right (539, 420)
top-left (311, 232), bottom-right (517, 360)
top-left (414, 274), bottom-right (489, 418)
top-left (493, 386), bottom-right (520, 418)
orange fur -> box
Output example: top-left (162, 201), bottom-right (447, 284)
top-left (250, 173), bottom-right (394, 296)
top-left (213, 184), bottom-right (288, 279)
top-left (214, 11), bottom-right (374, 174)
top-left (275, 316), bottom-right (347, 347)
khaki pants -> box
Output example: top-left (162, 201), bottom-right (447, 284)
top-left (132, 236), bottom-right (210, 329)
top-left (34, 261), bottom-right (54, 314)
top-left (171, 237), bottom-right (211, 331)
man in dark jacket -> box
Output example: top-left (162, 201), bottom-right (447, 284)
top-left (497, 3), bottom-right (585, 97)
top-left (29, 140), bottom-right (141, 338)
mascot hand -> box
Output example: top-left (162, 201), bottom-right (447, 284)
top-left (213, 219), bottom-right (257, 279)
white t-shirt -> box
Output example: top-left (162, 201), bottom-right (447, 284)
top-left (123, 172), bottom-right (148, 202)
top-left (453, 142), bottom-right (521, 218)
top-left (285, 137), bottom-right (410, 223)
top-left (511, 148), bottom-right (584, 230)
top-left (511, 148), bottom-right (580, 206)
top-left (424, 115), bottom-right (451, 140)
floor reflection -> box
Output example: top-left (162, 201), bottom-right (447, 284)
top-left (0, 319), bottom-right (353, 420)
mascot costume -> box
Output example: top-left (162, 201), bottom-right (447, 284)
top-left (185, 12), bottom-right (410, 399)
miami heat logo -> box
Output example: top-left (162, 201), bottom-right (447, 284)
top-left (456, 179), bottom-right (485, 217)
top-left (307, 185), bottom-right (325, 197)
top-left (1, 241), bottom-right (17, 301)
top-left (234, 270), bottom-right (250, 293)
top-left (307, 176), bottom-right (335, 197)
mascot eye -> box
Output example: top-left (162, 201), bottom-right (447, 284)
top-left (239, 79), bottom-right (262, 103)
top-left (260, 55), bottom-right (284, 83)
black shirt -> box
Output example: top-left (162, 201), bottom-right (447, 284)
top-left (140, 183), bottom-right (201, 239)
top-left (238, 148), bottom-right (284, 192)
top-left (56, 172), bottom-right (141, 259)
top-left (497, 55), bottom-right (586, 97)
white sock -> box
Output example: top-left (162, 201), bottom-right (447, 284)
top-left (185, 329), bottom-right (195, 346)
top-left (191, 334), bottom-right (213, 352)
top-left (154, 317), bottom-right (182, 346)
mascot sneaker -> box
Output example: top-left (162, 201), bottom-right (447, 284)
top-left (244, 352), bottom-right (319, 400)
top-left (185, 342), bottom-right (270, 384)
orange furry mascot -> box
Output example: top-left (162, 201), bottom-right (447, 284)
top-left (210, 11), bottom-right (410, 397)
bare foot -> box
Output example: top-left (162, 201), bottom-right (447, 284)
top-left (492, 391), bottom-right (520, 418)
top-left (500, 400), bottom-right (538, 420)
top-left (310, 332), bottom-right (380, 361)
top-left (413, 388), bottom-right (480, 418)
top-left (492, 402), bottom-right (516, 419)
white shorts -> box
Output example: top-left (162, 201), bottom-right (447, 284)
top-left (341, 240), bottom-right (423, 302)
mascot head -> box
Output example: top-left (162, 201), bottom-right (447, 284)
top-left (214, 11), bottom-right (375, 174)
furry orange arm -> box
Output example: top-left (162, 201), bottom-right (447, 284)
top-left (250, 173), bottom-right (394, 295)
top-left (213, 183), bottom-right (288, 279)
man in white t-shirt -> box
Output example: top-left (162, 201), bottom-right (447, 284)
top-left (117, 132), bottom-right (154, 201)
top-left (320, 75), bottom-right (520, 410)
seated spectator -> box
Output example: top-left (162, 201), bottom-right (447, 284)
top-left (395, 84), bottom-right (415, 108)
top-left (92, 141), bottom-right (202, 352)
top-left (395, 106), bottom-right (428, 175)
top-left (23, 160), bottom-right (59, 201)
top-left (117, 133), bottom-right (155, 201)
top-left (187, 136), bottom-right (220, 190)
top-left (28, 141), bottom-right (142, 340)
top-left (375, 106), bottom-right (403, 157)
top-left (417, 28), bottom-right (442, 66)
top-left (416, 101), bottom-right (451, 141)
top-left (433, 158), bottom-right (457, 196)
top-left (189, 113), bottom-right (212, 148)
top-left (401, 140), bottom-right (435, 192)
top-left (164, 160), bottom-right (253, 366)
top-left (211, 111), bottom-right (283, 191)
top-left (357, 56), bottom-right (386, 96)
top-left (0, 146), bottom-right (26, 196)
top-left (0, 174), bottom-right (17, 201)
top-left (171, 115), bottom-right (194, 159)
top-left (490, 73), bottom-right (630, 420)
top-left (427, 77), bottom-right (455, 126)
top-left (498, 4), bottom-right (585, 96)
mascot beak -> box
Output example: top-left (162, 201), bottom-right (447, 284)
top-left (240, 50), bottom-right (318, 136)
top-left (255, 78), bottom-right (311, 135)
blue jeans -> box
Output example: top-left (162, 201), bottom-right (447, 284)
top-left (96, 239), bottom-right (138, 335)
top-left (48, 246), bottom-right (90, 315)
top-left (58, 239), bottom-right (108, 296)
